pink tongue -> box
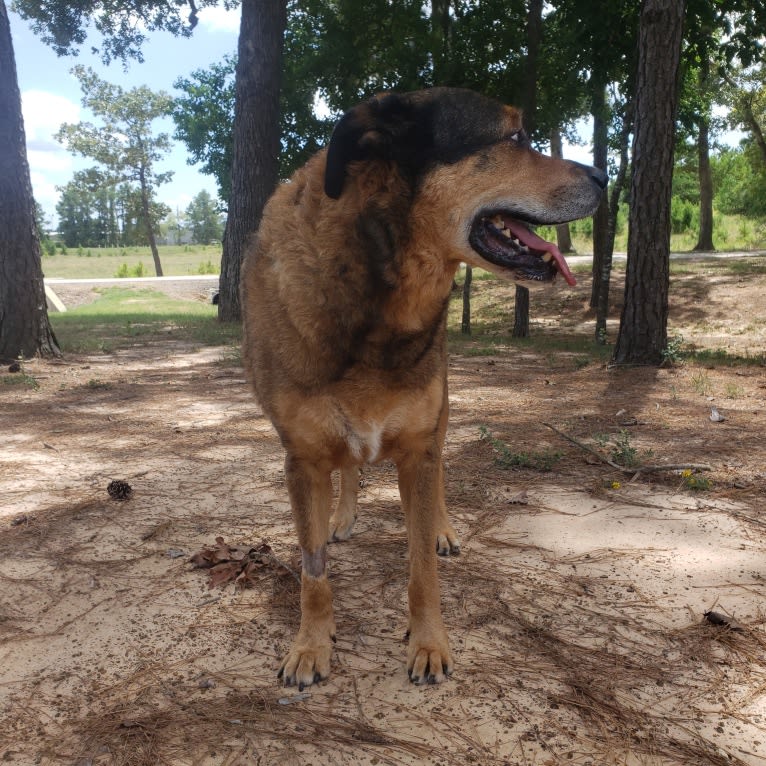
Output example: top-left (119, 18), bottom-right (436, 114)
top-left (504, 218), bottom-right (577, 286)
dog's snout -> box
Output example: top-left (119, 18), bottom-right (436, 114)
top-left (590, 166), bottom-right (609, 190)
top-left (575, 162), bottom-right (609, 190)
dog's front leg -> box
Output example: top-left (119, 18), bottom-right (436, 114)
top-left (279, 454), bottom-right (336, 690)
top-left (398, 448), bottom-right (454, 685)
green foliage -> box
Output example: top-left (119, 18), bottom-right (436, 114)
top-left (185, 190), bottom-right (223, 245)
top-left (661, 335), bottom-right (686, 366)
top-left (172, 56), bottom-right (236, 202)
top-left (681, 469), bottom-right (712, 491)
top-left (173, 47), bottom-right (330, 191)
top-left (13, 0), bottom-right (231, 65)
top-left (197, 259), bottom-right (219, 275)
top-left (712, 148), bottom-right (766, 219)
top-left (55, 67), bottom-right (174, 258)
top-left (610, 430), bottom-right (638, 468)
top-left (478, 426), bottom-right (562, 472)
top-left (670, 196), bottom-right (699, 234)
top-left (0, 357), bottom-right (39, 389)
top-left (115, 261), bottom-right (148, 278)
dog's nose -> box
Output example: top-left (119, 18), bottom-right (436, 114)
top-left (572, 161), bottom-right (609, 190)
top-left (588, 165), bottom-right (609, 190)
top-left (571, 161), bottom-right (608, 190)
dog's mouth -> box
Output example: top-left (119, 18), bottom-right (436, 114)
top-left (468, 213), bottom-right (577, 286)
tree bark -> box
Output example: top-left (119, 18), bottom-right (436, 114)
top-left (513, 0), bottom-right (543, 340)
top-left (512, 287), bottom-right (529, 338)
top-left (590, 83), bottom-right (610, 310)
top-left (430, 0), bottom-right (452, 85)
top-left (694, 60), bottom-right (714, 251)
top-left (693, 112), bottom-right (714, 251)
top-left (0, 0), bottom-right (59, 362)
top-left (613, 0), bottom-right (685, 366)
top-left (218, 0), bottom-right (287, 322)
top-left (550, 128), bottom-right (573, 253)
top-left (138, 164), bottom-right (163, 276)
top-left (595, 101), bottom-right (633, 343)
top-left (461, 265), bottom-right (472, 335)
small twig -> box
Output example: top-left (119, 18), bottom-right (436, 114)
top-left (542, 422), bottom-right (624, 470)
top-left (541, 422), bottom-right (712, 476)
top-left (264, 553), bottom-right (301, 584)
top-left (638, 463), bottom-right (713, 473)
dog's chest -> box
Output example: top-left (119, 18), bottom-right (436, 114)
top-left (275, 374), bottom-right (444, 466)
top-left (345, 420), bottom-right (386, 464)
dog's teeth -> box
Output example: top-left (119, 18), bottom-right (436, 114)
top-left (500, 227), bottom-right (511, 238)
top-left (542, 251), bottom-right (554, 263)
top-left (490, 214), bottom-right (504, 227)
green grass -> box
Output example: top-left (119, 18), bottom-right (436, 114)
top-left (539, 210), bottom-right (766, 254)
top-left (42, 245), bottom-right (222, 279)
top-left (50, 287), bottom-right (240, 354)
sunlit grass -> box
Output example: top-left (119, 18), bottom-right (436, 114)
top-left (42, 244), bottom-right (222, 279)
top-left (50, 287), bottom-right (240, 354)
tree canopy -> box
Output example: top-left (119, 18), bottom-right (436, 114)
top-left (56, 66), bottom-right (175, 274)
top-left (12, 0), bottom-right (237, 63)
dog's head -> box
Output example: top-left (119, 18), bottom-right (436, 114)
top-left (324, 87), bottom-right (607, 287)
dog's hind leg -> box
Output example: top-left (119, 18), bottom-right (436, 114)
top-left (433, 383), bottom-right (460, 556)
top-left (398, 448), bottom-right (454, 685)
top-left (328, 464), bottom-right (359, 542)
top-left (435, 460), bottom-right (461, 556)
top-left (278, 454), bottom-right (337, 690)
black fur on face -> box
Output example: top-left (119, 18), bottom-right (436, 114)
top-left (324, 88), bottom-right (515, 199)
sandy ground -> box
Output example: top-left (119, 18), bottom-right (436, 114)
top-left (1, 264), bottom-right (765, 766)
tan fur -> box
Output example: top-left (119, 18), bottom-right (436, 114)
top-left (241, 88), bottom-right (605, 688)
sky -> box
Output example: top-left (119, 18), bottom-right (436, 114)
top-left (9, 5), bottom-right (242, 226)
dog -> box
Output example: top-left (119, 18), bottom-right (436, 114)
top-left (241, 87), bottom-right (607, 689)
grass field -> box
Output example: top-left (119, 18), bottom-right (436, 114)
top-left (40, 211), bottom-right (766, 281)
top-left (44, 254), bottom-right (766, 366)
top-left (41, 245), bottom-right (222, 279)
top-left (49, 287), bottom-right (238, 354)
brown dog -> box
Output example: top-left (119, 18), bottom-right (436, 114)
top-left (241, 87), bottom-right (606, 689)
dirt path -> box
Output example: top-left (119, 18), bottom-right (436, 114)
top-left (2, 268), bottom-right (765, 766)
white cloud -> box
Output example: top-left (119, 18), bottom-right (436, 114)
top-left (20, 91), bottom-right (81, 220)
top-left (29, 171), bottom-right (62, 216)
top-left (197, 6), bottom-right (240, 33)
top-left (27, 149), bottom-right (73, 173)
top-left (22, 90), bottom-right (80, 143)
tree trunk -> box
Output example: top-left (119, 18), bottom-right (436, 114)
top-left (613, 0), bottom-right (685, 366)
top-left (512, 288), bottom-right (529, 338)
top-left (461, 265), bottom-right (472, 335)
top-left (693, 111), bottom-right (714, 251)
top-left (595, 101), bottom-right (633, 343)
top-left (0, 0), bottom-right (59, 363)
top-left (430, 0), bottom-right (452, 85)
top-left (513, 0), bottom-right (543, 340)
top-left (550, 128), bottom-right (573, 253)
top-left (590, 83), bottom-right (610, 311)
top-left (139, 165), bottom-right (163, 276)
top-left (219, 0), bottom-right (287, 322)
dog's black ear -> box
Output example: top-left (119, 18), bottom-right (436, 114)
top-left (324, 93), bottom-right (421, 199)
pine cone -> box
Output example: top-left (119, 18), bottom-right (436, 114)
top-left (107, 479), bottom-right (133, 500)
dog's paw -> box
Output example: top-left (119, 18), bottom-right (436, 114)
top-left (278, 635), bottom-right (335, 691)
top-left (328, 511), bottom-right (356, 543)
top-left (406, 621), bottom-right (454, 685)
top-left (436, 524), bottom-right (461, 556)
